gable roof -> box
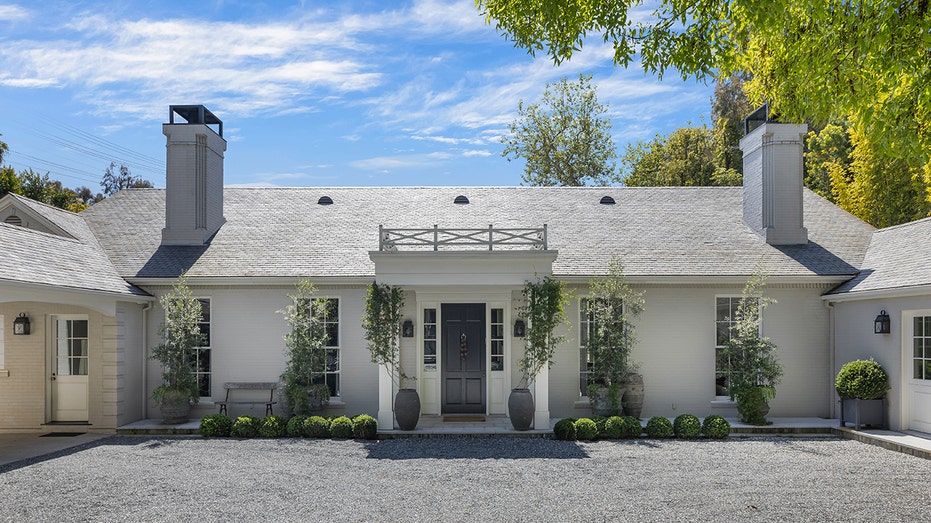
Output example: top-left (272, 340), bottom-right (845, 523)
top-left (828, 216), bottom-right (931, 295)
top-left (0, 194), bottom-right (148, 297)
top-left (79, 186), bottom-right (874, 282)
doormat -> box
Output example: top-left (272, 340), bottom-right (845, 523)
top-left (442, 415), bottom-right (486, 422)
top-left (39, 432), bottom-right (85, 438)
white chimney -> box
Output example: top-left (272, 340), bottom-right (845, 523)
top-left (161, 105), bottom-right (226, 246)
top-left (739, 108), bottom-right (808, 245)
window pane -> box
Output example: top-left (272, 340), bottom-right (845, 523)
top-left (198, 350), bottom-right (211, 373)
top-left (915, 317), bottom-right (924, 337)
top-left (491, 309), bottom-right (503, 323)
top-left (198, 299), bottom-right (210, 322)
top-left (716, 298), bottom-right (732, 321)
top-left (326, 349), bottom-right (339, 372)
top-left (424, 309), bottom-right (436, 324)
top-left (915, 360), bottom-right (925, 380)
top-left (424, 340), bottom-right (436, 356)
top-left (716, 322), bottom-right (730, 347)
top-left (925, 317), bottom-right (931, 336)
top-left (916, 338), bottom-right (924, 358)
top-left (325, 323), bottom-right (339, 347)
top-left (491, 324), bottom-right (503, 339)
top-left (424, 324), bottom-right (436, 339)
top-left (925, 362), bottom-right (931, 381)
top-left (72, 320), bottom-right (88, 338)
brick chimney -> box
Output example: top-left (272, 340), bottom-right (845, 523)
top-left (739, 106), bottom-right (808, 245)
top-left (161, 105), bottom-right (226, 246)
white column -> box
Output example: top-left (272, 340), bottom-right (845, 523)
top-left (533, 364), bottom-right (550, 429)
top-left (377, 364), bottom-right (395, 429)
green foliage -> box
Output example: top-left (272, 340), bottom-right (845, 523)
top-left (279, 279), bottom-right (332, 416)
top-left (711, 73), bottom-right (754, 174)
top-left (553, 418), bottom-right (577, 440)
top-left (501, 74), bottom-right (619, 186)
top-left (0, 166), bottom-right (87, 211)
top-left (517, 276), bottom-right (569, 387)
top-left (258, 415), bottom-right (287, 438)
top-left (231, 415), bottom-right (261, 438)
top-left (352, 414), bottom-right (378, 440)
top-left (673, 414), bottom-right (702, 439)
top-left (329, 416), bottom-right (354, 439)
top-left (286, 415), bottom-right (309, 437)
top-left (574, 418), bottom-right (598, 440)
top-left (735, 386), bottom-right (774, 425)
top-left (304, 415), bottom-right (331, 438)
top-left (701, 415), bottom-right (731, 439)
top-left (603, 416), bottom-right (622, 439)
top-left (589, 416), bottom-right (608, 437)
top-left (150, 274), bottom-right (204, 405)
top-left (618, 416), bottom-right (643, 439)
top-left (836, 359), bottom-right (890, 400)
top-left (101, 161), bottom-right (153, 196)
top-left (805, 122), bottom-right (853, 203)
top-left (362, 283), bottom-right (410, 387)
top-left (622, 126), bottom-right (716, 187)
top-left (645, 416), bottom-right (674, 438)
top-left (199, 414), bottom-right (233, 438)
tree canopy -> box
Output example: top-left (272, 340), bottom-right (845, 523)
top-left (502, 74), bottom-right (619, 186)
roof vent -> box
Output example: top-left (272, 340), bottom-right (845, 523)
top-left (600, 195), bottom-right (615, 205)
top-left (318, 196), bottom-right (334, 205)
top-left (454, 195), bottom-right (469, 205)
top-left (4, 214), bottom-right (22, 226)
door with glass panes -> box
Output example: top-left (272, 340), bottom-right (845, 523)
top-left (50, 316), bottom-right (89, 422)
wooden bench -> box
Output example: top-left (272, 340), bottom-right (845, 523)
top-left (216, 382), bottom-right (278, 417)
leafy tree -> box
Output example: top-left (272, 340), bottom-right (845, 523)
top-left (151, 273), bottom-right (205, 406)
top-left (711, 73), bottom-right (753, 174)
top-left (0, 134), bottom-right (7, 165)
top-left (101, 161), bottom-right (153, 195)
top-left (804, 122), bottom-right (853, 202)
top-left (622, 126), bottom-right (717, 187)
top-left (279, 279), bottom-right (331, 415)
top-left (0, 167), bottom-right (22, 198)
top-left (502, 74), bottom-right (619, 186)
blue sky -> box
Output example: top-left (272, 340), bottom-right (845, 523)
top-left (0, 1), bottom-right (713, 188)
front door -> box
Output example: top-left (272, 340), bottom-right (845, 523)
top-left (909, 315), bottom-right (931, 433)
top-left (442, 303), bottom-right (485, 414)
top-left (50, 316), bottom-right (89, 422)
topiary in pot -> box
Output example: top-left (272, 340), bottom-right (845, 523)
top-left (353, 414), bottom-right (378, 440)
top-left (645, 416), bottom-right (674, 438)
top-left (553, 418), bottom-right (577, 440)
top-left (259, 415), bottom-right (287, 438)
top-left (231, 415), bottom-right (261, 438)
top-left (836, 358), bottom-right (890, 399)
top-left (701, 415), bottom-right (731, 439)
top-left (603, 416), bottom-right (623, 439)
top-left (330, 416), bottom-right (354, 439)
top-left (673, 414), bottom-right (701, 439)
top-left (200, 414), bottom-right (232, 437)
top-left (279, 280), bottom-right (332, 416)
top-left (619, 416), bottom-right (642, 438)
top-left (304, 416), bottom-right (331, 438)
top-left (574, 418), bottom-right (599, 440)
top-left (286, 415), bottom-right (309, 437)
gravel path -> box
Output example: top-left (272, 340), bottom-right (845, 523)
top-left (1, 435), bottom-right (930, 522)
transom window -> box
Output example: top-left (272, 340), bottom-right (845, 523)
top-left (914, 316), bottom-right (931, 380)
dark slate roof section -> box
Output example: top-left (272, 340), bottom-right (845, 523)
top-left (828, 216), bottom-right (931, 295)
top-left (79, 187), bottom-right (875, 280)
top-left (0, 194), bottom-right (148, 296)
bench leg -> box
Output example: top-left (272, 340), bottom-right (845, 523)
top-left (219, 404), bottom-right (227, 416)
top-left (266, 403), bottom-right (273, 417)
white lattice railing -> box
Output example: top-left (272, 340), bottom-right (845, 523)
top-left (378, 225), bottom-right (547, 251)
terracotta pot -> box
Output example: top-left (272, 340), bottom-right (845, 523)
top-left (508, 388), bottom-right (534, 430)
top-left (395, 389), bottom-right (421, 430)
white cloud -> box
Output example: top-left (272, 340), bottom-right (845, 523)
top-left (0, 4), bottom-right (28, 21)
top-left (350, 151), bottom-right (453, 171)
top-left (461, 149), bottom-right (491, 157)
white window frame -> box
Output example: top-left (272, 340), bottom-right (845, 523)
top-left (579, 298), bottom-right (594, 398)
top-left (314, 297), bottom-right (341, 399)
top-left (193, 297), bottom-right (212, 399)
top-left (714, 294), bottom-right (762, 399)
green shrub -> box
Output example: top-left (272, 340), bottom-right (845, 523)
top-left (701, 415), bottom-right (730, 439)
top-left (574, 418), bottom-right (598, 440)
top-left (836, 358), bottom-right (890, 399)
top-left (304, 416), bottom-right (331, 438)
top-left (259, 415), bottom-right (287, 438)
top-left (644, 416), bottom-right (674, 438)
top-left (553, 418), bottom-right (577, 440)
top-left (231, 415), bottom-right (261, 438)
top-left (590, 416), bottom-right (608, 437)
top-left (619, 416), bottom-right (642, 438)
top-left (286, 415), bottom-right (309, 437)
top-left (353, 414), bottom-right (378, 440)
top-left (673, 414), bottom-right (701, 439)
top-left (329, 416), bottom-right (354, 439)
top-left (603, 416), bottom-right (623, 439)
top-left (199, 414), bottom-right (232, 437)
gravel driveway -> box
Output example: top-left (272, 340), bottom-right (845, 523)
top-left (1, 435), bottom-right (929, 522)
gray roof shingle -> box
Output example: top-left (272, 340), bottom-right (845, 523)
top-left (79, 186), bottom-right (874, 281)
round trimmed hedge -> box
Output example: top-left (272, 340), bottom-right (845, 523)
top-left (618, 416), bottom-right (642, 438)
top-left (286, 415), bottom-right (309, 437)
top-left (303, 416), bottom-right (331, 438)
top-left (199, 414), bottom-right (233, 437)
top-left (553, 418), bottom-right (577, 440)
top-left (259, 415), bottom-right (287, 438)
top-left (574, 418), bottom-right (598, 440)
top-left (701, 415), bottom-right (730, 439)
top-left (836, 358), bottom-right (890, 399)
top-left (329, 416), bottom-right (354, 439)
top-left (231, 415), bottom-right (262, 438)
top-left (603, 416), bottom-right (623, 439)
top-left (644, 416), bottom-right (673, 438)
top-left (673, 414), bottom-right (701, 439)
top-left (353, 414), bottom-right (378, 440)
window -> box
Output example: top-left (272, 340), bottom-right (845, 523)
top-left (715, 296), bottom-right (761, 397)
top-left (56, 318), bottom-right (89, 376)
top-left (914, 316), bottom-right (931, 380)
top-left (315, 298), bottom-right (340, 397)
top-left (423, 308), bottom-right (437, 371)
top-left (190, 298), bottom-right (211, 398)
top-left (491, 308), bottom-right (504, 371)
top-left (579, 299), bottom-right (595, 396)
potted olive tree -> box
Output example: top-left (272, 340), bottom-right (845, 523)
top-left (721, 272), bottom-right (783, 425)
top-left (586, 258), bottom-right (644, 417)
top-left (510, 276), bottom-right (568, 430)
top-left (279, 279), bottom-right (331, 416)
top-left (151, 274), bottom-right (205, 424)
top-left (362, 282), bottom-right (419, 430)
top-left (836, 358), bottom-right (889, 429)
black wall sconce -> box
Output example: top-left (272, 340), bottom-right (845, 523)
top-left (513, 320), bottom-right (526, 338)
top-left (874, 310), bottom-right (891, 334)
top-left (13, 313), bottom-right (30, 335)
top-left (402, 320), bottom-right (414, 338)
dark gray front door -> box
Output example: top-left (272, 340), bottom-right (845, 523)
top-left (442, 303), bottom-right (486, 414)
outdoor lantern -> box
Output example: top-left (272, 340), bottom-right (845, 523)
top-left (13, 313), bottom-right (30, 335)
top-left (402, 320), bottom-right (414, 338)
top-left (513, 320), bottom-right (526, 338)
top-left (874, 310), bottom-right (891, 334)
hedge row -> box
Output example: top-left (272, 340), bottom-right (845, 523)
top-left (199, 414), bottom-right (378, 440)
top-left (553, 415), bottom-right (730, 441)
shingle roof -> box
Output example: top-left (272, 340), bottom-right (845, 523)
top-left (79, 186), bottom-right (874, 281)
top-left (0, 194), bottom-right (147, 296)
top-left (828, 216), bottom-right (931, 295)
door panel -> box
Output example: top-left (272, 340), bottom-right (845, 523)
top-left (51, 317), bottom-right (89, 422)
top-left (442, 304), bottom-right (485, 414)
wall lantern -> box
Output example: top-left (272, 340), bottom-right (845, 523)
top-left (874, 310), bottom-right (891, 334)
top-left (13, 313), bottom-right (30, 335)
top-left (402, 320), bottom-right (414, 338)
top-left (513, 320), bottom-right (526, 338)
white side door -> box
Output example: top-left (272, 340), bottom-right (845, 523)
top-left (907, 314), bottom-right (931, 433)
top-left (50, 316), bottom-right (89, 422)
